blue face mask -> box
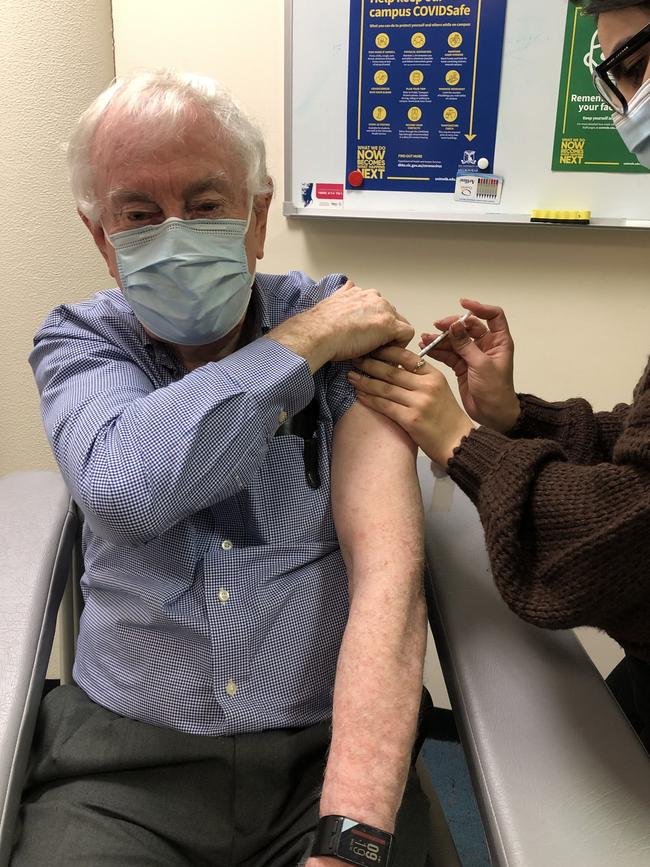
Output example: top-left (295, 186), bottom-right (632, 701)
top-left (613, 78), bottom-right (650, 170)
top-left (107, 215), bottom-right (254, 346)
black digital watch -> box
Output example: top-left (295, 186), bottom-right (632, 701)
top-left (311, 815), bottom-right (394, 866)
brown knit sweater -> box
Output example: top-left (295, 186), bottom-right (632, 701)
top-left (447, 357), bottom-right (650, 665)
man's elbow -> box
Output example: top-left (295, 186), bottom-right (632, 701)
top-left (74, 471), bottom-right (161, 548)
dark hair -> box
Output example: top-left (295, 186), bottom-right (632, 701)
top-left (573, 0), bottom-right (650, 15)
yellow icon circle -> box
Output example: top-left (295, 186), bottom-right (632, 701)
top-left (443, 107), bottom-right (458, 123)
top-left (374, 69), bottom-right (389, 86)
top-left (409, 69), bottom-right (424, 86)
top-left (448, 32), bottom-right (463, 48)
top-left (446, 70), bottom-right (461, 86)
top-left (408, 106), bottom-right (422, 123)
top-left (375, 33), bottom-right (390, 49)
top-left (373, 105), bottom-right (387, 122)
top-left (411, 32), bottom-right (426, 49)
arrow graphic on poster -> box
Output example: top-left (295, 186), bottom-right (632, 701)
top-left (465, 0), bottom-right (482, 142)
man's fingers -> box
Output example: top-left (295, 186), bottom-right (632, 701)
top-left (393, 320), bottom-right (415, 346)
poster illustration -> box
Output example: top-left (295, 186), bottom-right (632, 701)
top-left (346, 0), bottom-right (507, 194)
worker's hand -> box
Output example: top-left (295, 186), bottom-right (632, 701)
top-left (422, 299), bottom-right (521, 433)
top-left (348, 346), bottom-right (474, 467)
top-left (269, 281), bottom-right (414, 374)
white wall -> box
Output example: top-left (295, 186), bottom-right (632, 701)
top-left (1, 0), bottom-right (115, 477)
top-left (1, 0), bottom-right (115, 677)
top-left (111, 0), bottom-right (636, 704)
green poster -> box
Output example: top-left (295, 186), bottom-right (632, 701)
top-left (552, 5), bottom-right (648, 173)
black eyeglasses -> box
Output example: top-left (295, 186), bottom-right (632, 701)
top-left (593, 23), bottom-right (650, 115)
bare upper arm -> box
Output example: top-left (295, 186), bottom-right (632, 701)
top-left (331, 402), bottom-right (422, 581)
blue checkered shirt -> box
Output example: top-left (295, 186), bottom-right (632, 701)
top-left (30, 271), bottom-right (356, 735)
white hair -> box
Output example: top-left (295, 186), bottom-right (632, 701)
top-left (67, 69), bottom-right (273, 223)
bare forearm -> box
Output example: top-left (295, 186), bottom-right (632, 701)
top-left (324, 402), bottom-right (427, 832)
top-left (268, 308), bottom-right (333, 374)
top-left (320, 573), bottom-right (427, 829)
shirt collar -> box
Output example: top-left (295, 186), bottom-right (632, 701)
top-left (141, 278), bottom-right (268, 373)
top-left (254, 278), bottom-right (272, 334)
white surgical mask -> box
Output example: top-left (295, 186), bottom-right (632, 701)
top-left (613, 78), bottom-right (650, 169)
top-left (106, 214), bottom-right (254, 346)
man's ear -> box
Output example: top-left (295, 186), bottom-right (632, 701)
top-left (253, 188), bottom-right (273, 261)
top-left (79, 209), bottom-right (116, 279)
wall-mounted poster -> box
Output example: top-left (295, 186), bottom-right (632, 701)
top-left (552, 4), bottom-right (648, 174)
top-left (345, 0), bottom-right (508, 194)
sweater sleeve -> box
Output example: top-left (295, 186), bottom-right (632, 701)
top-left (447, 397), bottom-right (650, 654)
top-left (507, 393), bottom-right (631, 463)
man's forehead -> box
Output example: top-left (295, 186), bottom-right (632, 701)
top-left (91, 106), bottom-right (247, 191)
top-left (107, 173), bottom-right (235, 204)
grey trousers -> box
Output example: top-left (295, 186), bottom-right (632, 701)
top-left (10, 686), bottom-right (433, 866)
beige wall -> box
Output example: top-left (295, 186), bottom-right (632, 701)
top-left (2, 0), bottom-right (114, 678)
top-left (6, 1), bottom-right (637, 693)
top-left (1, 0), bottom-right (115, 476)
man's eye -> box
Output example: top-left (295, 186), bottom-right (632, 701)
top-left (126, 211), bottom-right (159, 223)
top-left (191, 201), bottom-right (225, 216)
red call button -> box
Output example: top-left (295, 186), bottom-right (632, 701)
top-left (348, 170), bottom-right (364, 188)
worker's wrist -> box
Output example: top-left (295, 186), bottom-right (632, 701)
top-left (476, 393), bottom-right (521, 433)
top-left (441, 417), bottom-right (475, 465)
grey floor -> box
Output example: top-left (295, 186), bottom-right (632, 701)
top-left (421, 736), bottom-right (490, 867)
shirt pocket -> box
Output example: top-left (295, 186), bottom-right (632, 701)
top-left (244, 426), bottom-right (336, 546)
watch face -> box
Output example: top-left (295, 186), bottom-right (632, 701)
top-left (338, 819), bottom-right (391, 865)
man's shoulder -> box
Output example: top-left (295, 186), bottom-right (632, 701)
top-left (35, 288), bottom-right (140, 342)
top-left (256, 271), bottom-right (347, 326)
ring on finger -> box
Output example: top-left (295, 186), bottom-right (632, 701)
top-left (413, 359), bottom-right (426, 372)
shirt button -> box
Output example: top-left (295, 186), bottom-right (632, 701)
top-left (221, 539), bottom-right (233, 551)
top-left (278, 409), bottom-right (288, 425)
top-left (226, 679), bottom-right (237, 697)
top-left (218, 588), bottom-right (230, 604)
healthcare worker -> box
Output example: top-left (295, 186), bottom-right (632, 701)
top-left (348, 0), bottom-right (650, 752)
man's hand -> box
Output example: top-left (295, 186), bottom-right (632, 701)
top-left (311, 281), bottom-right (414, 361)
top-left (268, 281), bottom-right (414, 374)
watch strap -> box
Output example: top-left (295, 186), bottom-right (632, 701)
top-left (311, 815), bottom-right (394, 865)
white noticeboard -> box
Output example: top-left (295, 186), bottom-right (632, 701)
top-left (284, 0), bottom-right (650, 228)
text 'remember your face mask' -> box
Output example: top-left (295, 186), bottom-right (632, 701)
top-left (105, 208), bottom-right (255, 346)
top-left (614, 78), bottom-right (650, 170)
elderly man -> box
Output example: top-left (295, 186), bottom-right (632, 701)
top-left (12, 71), bottom-right (433, 866)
